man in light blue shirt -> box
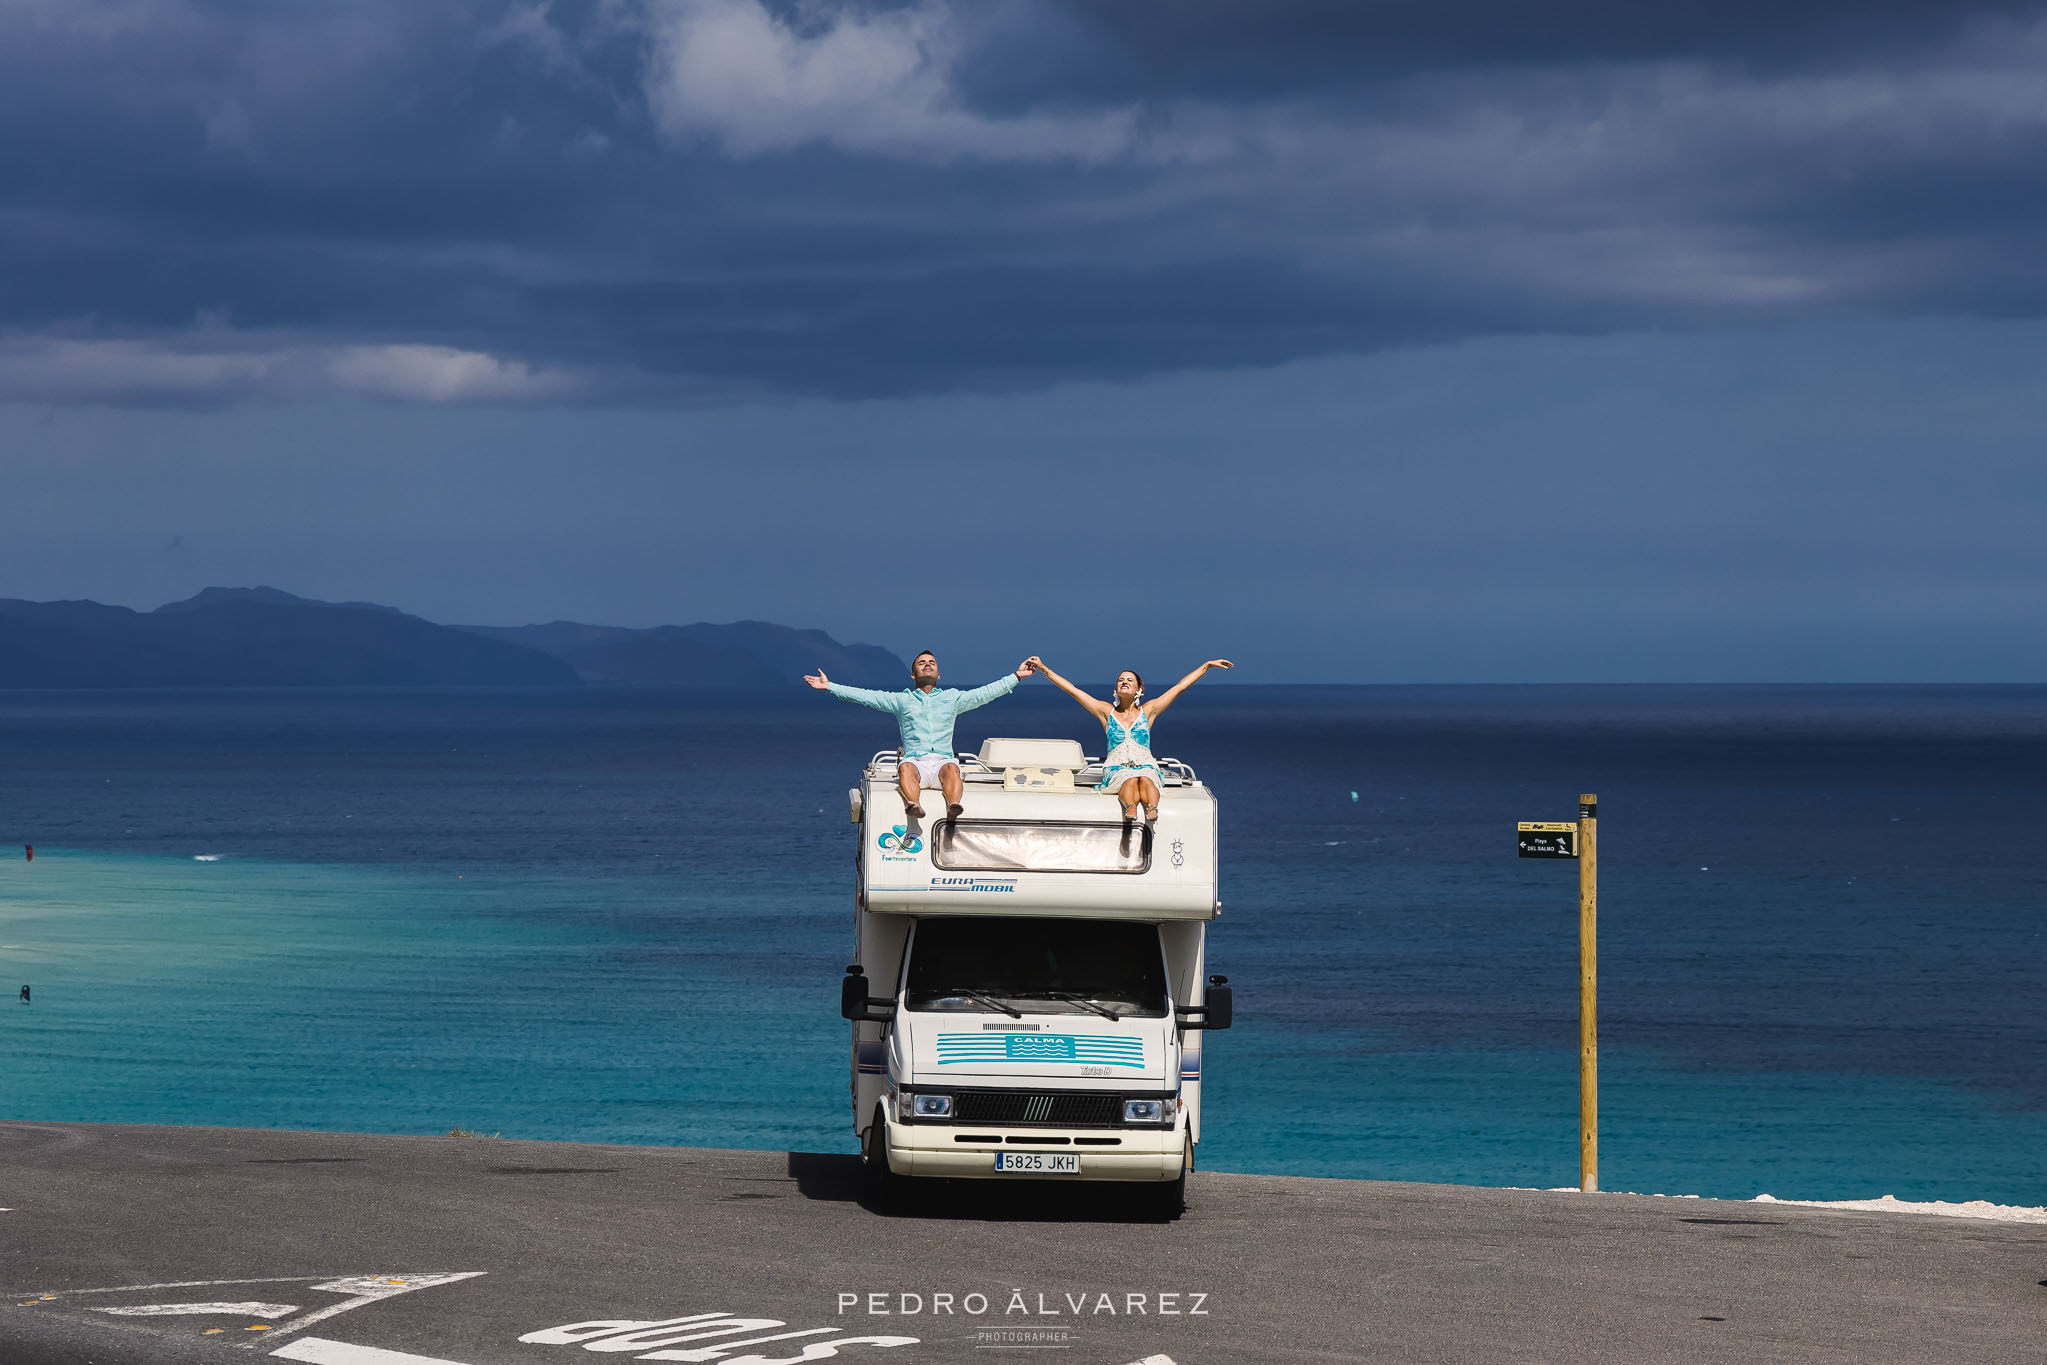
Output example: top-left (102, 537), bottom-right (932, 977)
top-left (806, 650), bottom-right (1035, 819)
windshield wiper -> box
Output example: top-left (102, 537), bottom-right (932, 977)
top-left (936, 988), bottom-right (1022, 1019)
top-left (1042, 991), bottom-right (1122, 1021)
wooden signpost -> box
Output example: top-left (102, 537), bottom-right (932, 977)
top-left (1517, 793), bottom-right (1599, 1192)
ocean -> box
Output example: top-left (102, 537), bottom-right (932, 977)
top-left (1, 685), bottom-right (2042, 1205)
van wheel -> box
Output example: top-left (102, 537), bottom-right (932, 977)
top-left (1152, 1137), bottom-right (1190, 1219)
top-left (1153, 1169), bottom-right (1187, 1220)
top-left (862, 1108), bottom-right (903, 1213)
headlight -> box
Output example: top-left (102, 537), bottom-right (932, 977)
top-left (909, 1093), bottom-right (952, 1118)
top-left (1122, 1098), bottom-right (1175, 1124)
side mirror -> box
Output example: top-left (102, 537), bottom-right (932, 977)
top-left (1204, 976), bottom-right (1233, 1030)
top-left (841, 969), bottom-right (871, 1021)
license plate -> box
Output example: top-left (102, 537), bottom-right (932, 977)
top-left (994, 1151), bottom-right (1079, 1174)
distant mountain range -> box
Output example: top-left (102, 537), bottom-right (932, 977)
top-left (0, 587), bottom-right (907, 689)
top-left (455, 620), bottom-right (907, 687)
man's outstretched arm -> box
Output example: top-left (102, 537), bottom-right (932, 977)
top-left (804, 669), bottom-right (904, 713)
top-left (954, 660), bottom-right (1034, 712)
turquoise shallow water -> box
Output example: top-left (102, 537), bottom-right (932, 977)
top-left (1203, 1031), bottom-right (2047, 1201)
top-left (4, 842), bottom-right (2040, 1205)
top-left (0, 851), bottom-right (845, 1151)
top-left (0, 686), bottom-right (2041, 1204)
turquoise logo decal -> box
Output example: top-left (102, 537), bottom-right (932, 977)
top-left (877, 825), bottom-right (922, 854)
top-left (934, 1033), bottom-right (1147, 1068)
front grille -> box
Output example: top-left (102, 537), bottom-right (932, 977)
top-left (952, 1090), bottom-right (1122, 1127)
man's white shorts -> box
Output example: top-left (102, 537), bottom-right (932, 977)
top-left (899, 753), bottom-right (960, 788)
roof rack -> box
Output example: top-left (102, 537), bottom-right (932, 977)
top-left (863, 749), bottom-right (1198, 786)
top-left (1078, 756), bottom-right (1195, 786)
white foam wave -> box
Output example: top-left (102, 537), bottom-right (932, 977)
top-left (1518, 1189), bottom-right (2047, 1224)
top-left (1754, 1193), bottom-right (2047, 1223)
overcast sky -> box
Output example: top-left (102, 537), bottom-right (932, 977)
top-left (3, 0), bottom-right (2045, 680)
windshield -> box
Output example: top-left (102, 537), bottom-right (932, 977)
top-left (903, 917), bottom-right (1168, 1017)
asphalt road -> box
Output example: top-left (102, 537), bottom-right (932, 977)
top-left (1, 1122), bottom-right (2040, 1365)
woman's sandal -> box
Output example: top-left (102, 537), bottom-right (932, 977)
top-left (1142, 802), bottom-right (1159, 825)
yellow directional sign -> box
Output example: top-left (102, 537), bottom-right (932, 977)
top-left (1516, 821), bottom-right (1578, 858)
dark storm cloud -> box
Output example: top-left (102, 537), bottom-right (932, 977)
top-left (4, 0), bottom-right (2047, 403)
top-left (1014, 0), bottom-right (2041, 95)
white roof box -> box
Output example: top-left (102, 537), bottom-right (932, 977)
top-left (977, 737), bottom-right (1088, 772)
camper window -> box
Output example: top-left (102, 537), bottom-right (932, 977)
top-left (931, 821), bottom-right (1150, 874)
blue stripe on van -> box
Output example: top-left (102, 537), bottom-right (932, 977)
top-left (933, 1033), bottom-right (1147, 1068)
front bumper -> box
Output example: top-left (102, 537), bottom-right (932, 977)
top-left (883, 1115), bottom-right (1185, 1182)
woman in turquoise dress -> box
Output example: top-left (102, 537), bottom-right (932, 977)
top-left (1026, 657), bottom-right (1233, 822)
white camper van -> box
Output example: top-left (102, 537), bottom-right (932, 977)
top-left (840, 737), bottom-right (1232, 1214)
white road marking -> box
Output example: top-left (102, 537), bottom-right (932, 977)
top-left (520, 1316), bottom-right (732, 1345)
top-left (1119, 1357), bottom-right (1178, 1365)
top-left (248, 1273), bottom-right (488, 1348)
top-left (95, 1301), bottom-right (300, 1317)
top-left (20, 1272), bottom-right (489, 1359)
top-left (270, 1337), bottom-right (478, 1365)
top-left (520, 1314), bottom-right (923, 1361)
top-left (310, 1276), bottom-right (484, 1299)
top-left (48, 1276), bottom-right (326, 1295)
top-left (581, 1318), bottom-right (795, 1353)
top-left (635, 1326), bottom-right (838, 1361)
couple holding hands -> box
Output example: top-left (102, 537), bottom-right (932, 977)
top-left (805, 650), bottom-right (1232, 824)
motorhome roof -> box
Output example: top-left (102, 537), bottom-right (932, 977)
top-left (862, 744), bottom-right (1202, 791)
top-left (857, 741), bottom-right (1216, 918)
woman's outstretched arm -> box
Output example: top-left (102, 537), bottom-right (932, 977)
top-left (1143, 659), bottom-right (1233, 718)
top-left (1026, 657), bottom-right (1110, 718)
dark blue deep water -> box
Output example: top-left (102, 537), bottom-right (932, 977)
top-left (1, 685), bottom-right (2042, 1204)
